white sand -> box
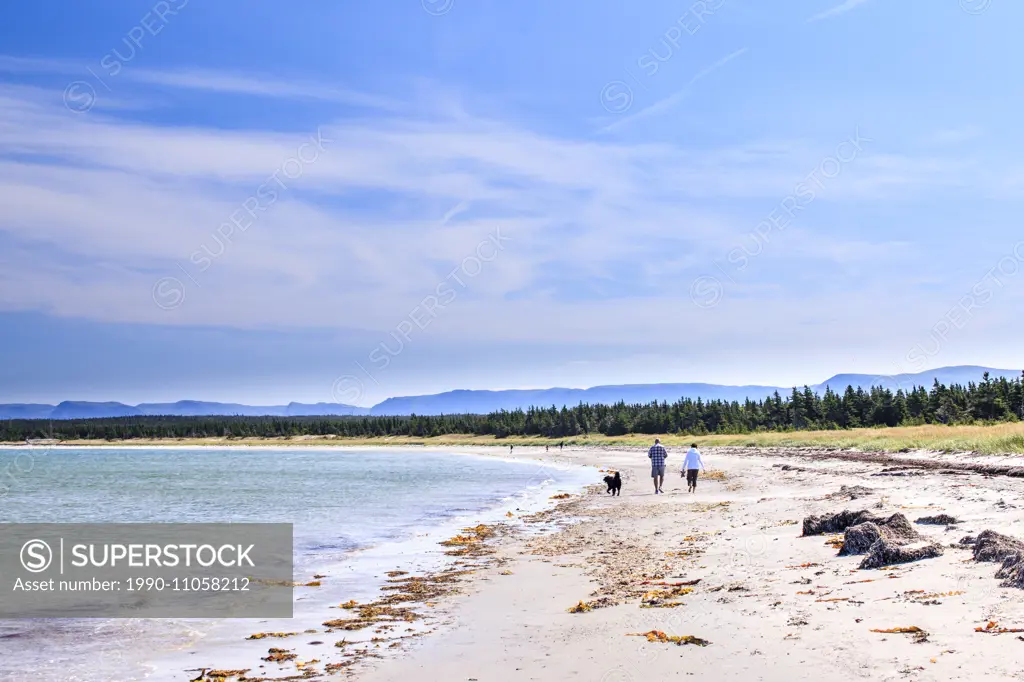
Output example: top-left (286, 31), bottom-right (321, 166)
top-left (353, 446), bottom-right (1024, 682)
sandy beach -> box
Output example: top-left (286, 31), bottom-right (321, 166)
top-left (327, 444), bottom-right (1024, 682)
top-left (17, 443), bottom-right (1022, 681)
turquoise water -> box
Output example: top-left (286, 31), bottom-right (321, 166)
top-left (0, 447), bottom-right (591, 681)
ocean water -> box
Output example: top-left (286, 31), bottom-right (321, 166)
top-left (0, 447), bottom-right (592, 681)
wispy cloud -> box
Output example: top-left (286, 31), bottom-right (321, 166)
top-left (126, 68), bottom-right (404, 110)
top-left (806, 0), bottom-right (873, 23)
top-left (0, 82), bottom-right (993, 350)
top-left (600, 48), bottom-right (749, 134)
top-left (0, 54), bottom-right (401, 110)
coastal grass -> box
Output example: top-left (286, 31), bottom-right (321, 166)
top-left (9, 421), bottom-right (1024, 455)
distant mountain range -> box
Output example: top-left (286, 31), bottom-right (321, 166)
top-left (2, 366), bottom-right (1019, 420)
top-left (0, 401), bottom-right (370, 420)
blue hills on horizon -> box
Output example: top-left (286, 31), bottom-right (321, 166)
top-left (2, 365), bottom-right (1019, 420)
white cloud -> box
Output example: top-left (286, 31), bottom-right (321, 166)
top-left (0, 83), bottom-right (1003, 353)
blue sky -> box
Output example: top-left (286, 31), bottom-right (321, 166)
top-left (1, 0), bottom-right (1023, 406)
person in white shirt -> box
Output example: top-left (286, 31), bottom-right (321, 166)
top-left (682, 443), bottom-right (706, 493)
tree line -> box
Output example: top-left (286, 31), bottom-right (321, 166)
top-left (3, 372), bottom-right (1023, 442)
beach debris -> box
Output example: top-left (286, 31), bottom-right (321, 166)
top-left (703, 470), bottom-right (727, 481)
top-left (969, 530), bottom-right (1024, 564)
top-left (340, 600), bottom-right (359, 609)
top-left (569, 596), bottom-right (620, 612)
top-left (997, 557), bottom-right (1024, 588)
top-left (872, 468), bottom-right (923, 477)
top-left (300, 580), bottom-right (322, 587)
top-left (975, 621), bottom-right (1024, 634)
top-left (786, 562), bottom-right (822, 569)
top-left (961, 529), bottom-right (1024, 588)
top-left (824, 535), bottom-right (845, 549)
top-left (826, 485), bottom-right (875, 501)
top-left (550, 493), bottom-right (572, 500)
top-left (628, 630), bottom-right (711, 646)
top-left (802, 509), bottom-right (879, 536)
top-left (641, 586), bottom-right (694, 608)
top-left (245, 631), bottom-right (298, 640)
top-left (324, 602), bottom-right (423, 630)
top-left (640, 579), bottom-right (701, 587)
top-left (440, 525), bottom-right (497, 547)
top-left (906, 590), bottom-right (963, 602)
top-left (386, 570), bottom-right (408, 577)
top-left (207, 671), bottom-right (250, 680)
top-left (261, 648), bottom-right (296, 663)
top-left (870, 626), bottom-right (929, 643)
top-left (839, 513), bottom-right (921, 556)
top-left (568, 600), bottom-right (592, 613)
top-left (689, 501), bottom-right (730, 512)
top-left (859, 538), bottom-right (944, 569)
top-left (916, 514), bottom-right (959, 525)
top-left (440, 524), bottom-right (499, 558)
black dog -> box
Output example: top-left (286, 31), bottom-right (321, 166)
top-left (603, 471), bottom-right (622, 496)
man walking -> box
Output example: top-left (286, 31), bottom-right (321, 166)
top-left (682, 443), bottom-right (706, 493)
top-left (648, 438), bottom-right (668, 494)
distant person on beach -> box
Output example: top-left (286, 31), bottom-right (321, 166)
top-left (682, 443), bottom-right (706, 493)
top-left (648, 438), bottom-right (668, 494)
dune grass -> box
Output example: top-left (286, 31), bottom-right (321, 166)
top-left (14, 421), bottom-right (1024, 455)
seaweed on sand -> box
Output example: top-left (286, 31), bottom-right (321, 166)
top-left (839, 514), bottom-right (921, 556)
top-left (802, 509), bottom-right (878, 536)
top-left (859, 538), bottom-right (944, 569)
top-left (915, 514), bottom-right (959, 525)
top-left (261, 648), bottom-right (296, 663)
top-left (975, 621), bottom-right (1024, 634)
top-left (245, 632), bottom-right (298, 640)
top-left (627, 631), bottom-right (710, 646)
top-left (870, 626), bottom-right (929, 643)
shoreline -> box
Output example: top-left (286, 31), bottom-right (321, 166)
top-left (355, 445), bottom-right (1024, 682)
top-left (7, 444), bottom-right (1024, 680)
top-left (0, 447), bottom-right (597, 682)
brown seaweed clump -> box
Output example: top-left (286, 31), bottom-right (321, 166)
top-left (802, 509), bottom-right (878, 536)
top-left (826, 485), bottom-right (875, 501)
top-left (323, 604), bottom-right (423, 631)
top-left (261, 648), bottom-right (297, 663)
top-left (439, 524), bottom-right (500, 558)
top-left (839, 513), bottom-right (921, 556)
top-left (870, 626), bottom-right (929, 643)
top-left (245, 631), bottom-right (297, 640)
top-left (962, 530), bottom-right (1024, 588)
top-left (915, 514), bottom-right (959, 525)
top-left (627, 630), bottom-right (710, 646)
top-left (970, 530), bottom-right (1024, 564)
top-left (859, 538), bottom-right (944, 569)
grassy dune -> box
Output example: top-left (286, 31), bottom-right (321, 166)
top-left (10, 422), bottom-right (1024, 454)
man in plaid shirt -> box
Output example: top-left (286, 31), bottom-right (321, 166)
top-left (648, 438), bottom-right (668, 494)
